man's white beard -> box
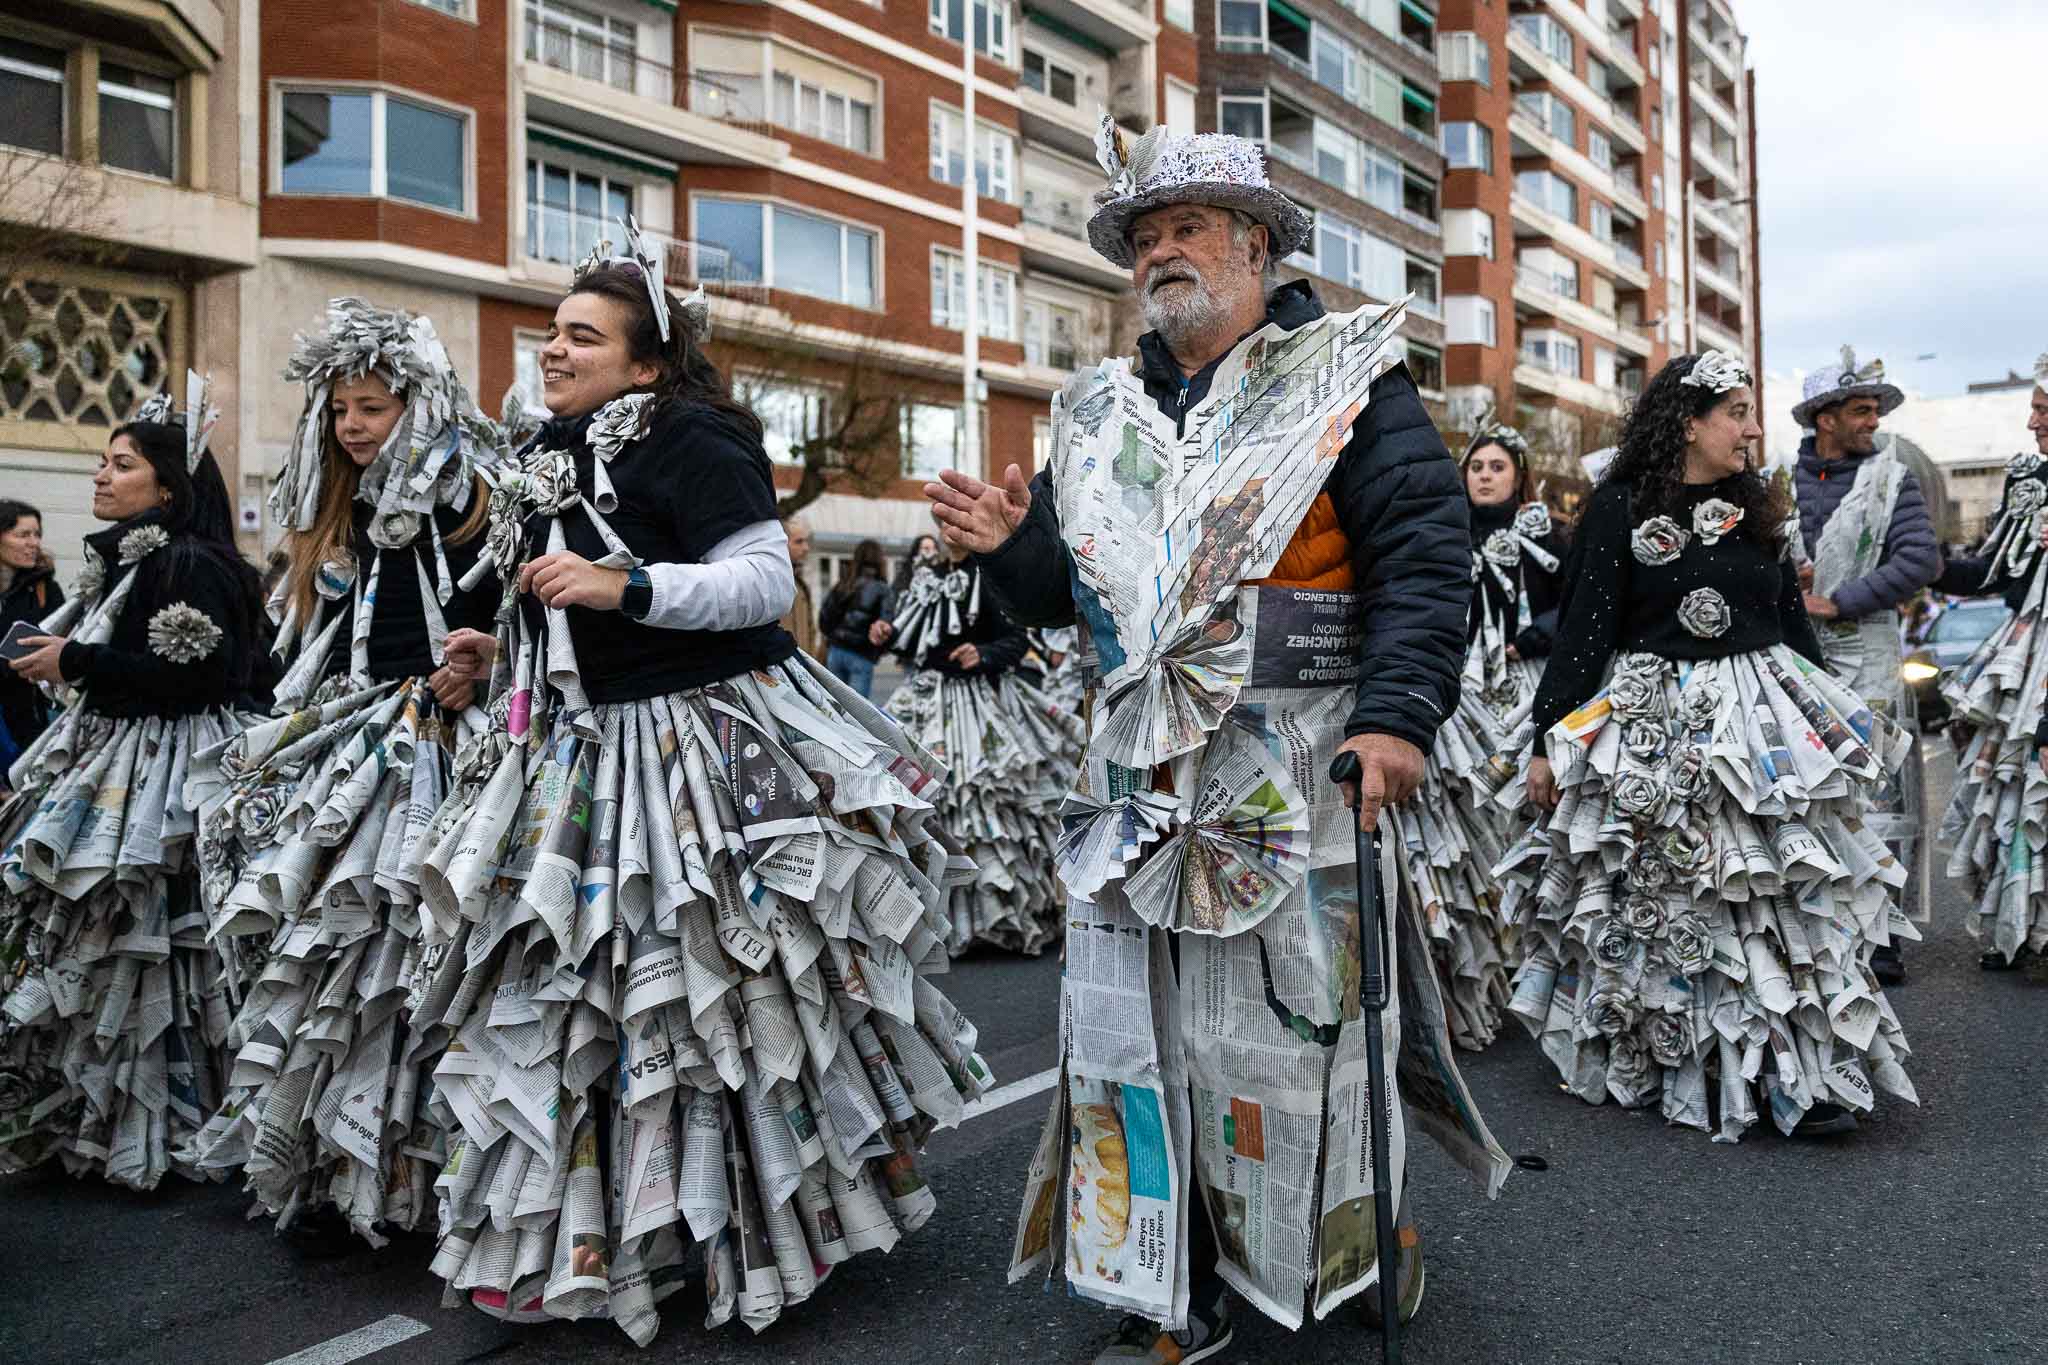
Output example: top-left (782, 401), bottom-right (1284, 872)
top-left (1141, 261), bottom-right (1251, 350)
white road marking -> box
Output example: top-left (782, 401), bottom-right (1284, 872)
top-left (962, 1064), bottom-right (1059, 1121)
top-left (264, 1314), bottom-right (430, 1365)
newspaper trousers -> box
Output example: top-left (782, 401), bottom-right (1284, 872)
top-left (180, 676), bottom-right (482, 1240)
top-left (1495, 645), bottom-right (1920, 1141)
top-left (0, 705), bottom-right (251, 1188)
top-left (883, 668), bottom-right (1083, 956)
top-left (412, 651), bottom-right (991, 1345)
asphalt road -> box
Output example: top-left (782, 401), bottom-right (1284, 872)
top-left (5, 746), bottom-right (2045, 1365)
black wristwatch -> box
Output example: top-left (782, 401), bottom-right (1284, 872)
top-left (620, 566), bottom-right (652, 621)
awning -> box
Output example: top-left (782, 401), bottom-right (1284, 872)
top-left (1402, 86), bottom-right (1435, 113)
top-left (1399, 0), bottom-right (1435, 26)
top-left (527, 124), bottom-right (679, 181)
top-left (1267, 0), bottom-right (1313, 32)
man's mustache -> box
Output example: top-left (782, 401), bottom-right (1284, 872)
top-left (1145, 266), bottom-right (1202, 295)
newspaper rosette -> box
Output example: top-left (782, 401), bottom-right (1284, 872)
top-left (1692, 498), bottom-right (1744, 546)
top-left (1494, 642), bottom-right (1918, 1140)
top-left (0, 704), bottom-right (256, 1188)
top-left (1631, 516), bottom-right (1688, 566)
top-left (414, 651), bottom-right (991, 1343)
top-left (1087, 607), bottom-right (1252, 769)
top-left (884, 668), bottom-right (1084, 956)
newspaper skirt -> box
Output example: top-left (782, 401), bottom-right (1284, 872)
top-left (1494, 645), bottom-right (1920, 1141)
top-left (0, 704), bottom-right (251, 1188)
top-left (883, 668), bottom-right (1082, 955)
top-left (1940, 607), bottom-right (2048, 961)
top-left (180, 676), bottom-right (476, 1240)
top-left (414, 652), bottom-right (991, 1345)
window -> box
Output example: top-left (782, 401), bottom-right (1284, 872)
top-left (525, 0), bottom-right (637, 91)
top-left (931, 249), bottom-right (1018, 340)
top-left (280, 89), bottom-right (468, 212)
top-left (1516, 91), bottom-right (1573, 144)
top-left (98, 64), bottom-right (177, 180)
top-left (1032, 416), bottom-right (1053, 467)
top-left (1166, 79), bottom-right (1197, 135)
top-left (0, 273), bottom-right (178, 428)
top-left (1021, 48), bottom-right (1084, 106)
top-left (1510, 14), bottom-right (1572, 66)
top-left (1650, 172), bottom-right (1664, 209)
top-left (1649, 108), bottom-right (1662, 140)
top-left (0, 40), bottom-right (65, 157)
top-left (750, 376), bottom-right (834, 467)
top-left (902, 401), bottom-right (972, 480)
top-left (1654, 240), bottom-right (1666, 274)
top-left (1164, 0), bottom-right (1193, 29)
top-left (1311, 212), bottom-right (1403, 300)
top-left (1218, 94), bottom-right (1265, 141)
top-left (413, 0), bottom-right (469, 13)
top-left (930, 105), bottom-right (1016, 203)
top-left (1516, 169), bottom-right (1577, 222)
top-left (526, 159), bottom-right (634, 264)
top-left (1446, 295), bottom-right (1496, 347)
top-left (1218, 0), bottom-right (1264, 49)
top-left (1437, 32), bottom-right (1490, 86)
top-left (1022, 297), bottom-right (1084, 370)
top-left (773, 70), bottom-right (876, 154)
top-left (1647, 44), bottom-right (1660, 79)
top-left (512, 331), bottom-right (548, 415)
top-left (1405, 257), bottom-right (1440, 316)
top-left (1589, 200), bottom-right (1612, 243)
top-left (1520, 249), bottom-right (1577, 297)
top-left (1588, 129), bottom-right (1613, 172)
top-left (1521, 328), bottom-right (1580, 377)
top-left (1444, 208), bottom-right (1493, 259)
top-left (1404, 341), bottom-right (1443, 393)
top-left (693, 197), bottom-right (878, 307)
top-left (930, 0), bottom-right (1011, 62)
top-left (1440, 122), bottom-right (1490, 172)
top-left (1594, 347), bottom-right (1617, 389)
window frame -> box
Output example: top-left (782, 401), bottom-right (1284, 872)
top-left (524, 154), bottom-right (644, 266)
top-left (930, 245), bottom-right (1020, 341)
top-left (96, 62), bottom-right (179, 182)
top-left (1436, 31), bottom-right (1490, 87)
top-left (1440, 120), bottom-right (1490, 172)
top-left (1446, 295), bottom-right (1496, 347)
top-left (742, 371), bottom-right (838, 468)
top-left (689, 192), bottom-right (884, 311)
top-left (928, 100), bottom-right (1017, 204)
top-left (928, 0), bottom-right (1013, 64)
top-left (271, 81), bottom-right (476, 218)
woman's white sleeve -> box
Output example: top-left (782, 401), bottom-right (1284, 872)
top-left (639, 519), bottom-right (796, 631)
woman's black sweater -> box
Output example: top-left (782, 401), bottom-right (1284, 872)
top-left (1467, 498), bottom-right (1568, 658)
top-left (315, 499), bottom-right (500, 681)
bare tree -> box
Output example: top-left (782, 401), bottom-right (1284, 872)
top-left (0, 147), bottom-right (119, 287)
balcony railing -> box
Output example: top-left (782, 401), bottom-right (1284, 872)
top-left (1022, 196), bottom-right (1091, 239)
top-left (524, 18), bottom-right (673, 102)
top-left (1516, 265), bottom-right (1576, 300)
top-left (526, 210), bottom-right (768, 300)
top-left (1612, 241), bottom-right (1644, 271)
top-left (1025, 337), bottom-right (1081, 370)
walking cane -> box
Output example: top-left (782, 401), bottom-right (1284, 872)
top-left (1328, 751), bottom-right (1401, 1365)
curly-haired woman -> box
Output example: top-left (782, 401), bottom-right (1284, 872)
top-left (1497, 351), bottom-right (1918, 1141)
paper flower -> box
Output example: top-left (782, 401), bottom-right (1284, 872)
top-left (1657, 820), bottom-right (1713, 878)
top-left (1645, 1011), bottom-right (1694, 1067)
top-left (1630, 516), bottom-right (1689, 566)
top-left (1620, 718), bottom-right (1667, 763)
top-left (1482, 528), bottom-right (1521, 570)
top-left (1678, 587), bottom-right (1732, 638)
top-left (1679, 349), bottom-right (1750, 394)
top-left (1666, 743), bottom-right (1710, 803)
top-left (1613, 770), bottom-right (1668, 821)
top-left (118, 524), bottom-right (169, 565)
top-left (369, 509), bottom-right (421, 550)
top-left (1608, 655), bottom-right (1665, 718)
top-left (1679, 679), bottom-right (1723, 732)
top-left (2008, 450), bottom-right (2042, 480)
top-left (1585, 987), bottom-right (1641, 1038)
top-left (1592, 918), bottom-right (1648, 977)
top-left (588, 393), bottom-right (654, 461)
top-left (1625, 845), bottom-right (1672, 893)
top-left (1662, 912), bottom-right (1713, 977)
top-left (1513, 502), bottom-right (1553, 540)
top-left (1620, 893), bottom-right (1665, 939)
top-left (146, 601), bottom-right (223, 663)
top-left (234, 787), bottom-right (286, 843)
top-left (1692, 498), bottom-right (1744, 546)
top-left (2008, 479), bottom-right (2047, 517)
top-left (72, 548), bottom-right (106, 600)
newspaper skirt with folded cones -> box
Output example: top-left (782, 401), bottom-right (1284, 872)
top-left (178, 676), bottom-right (483, 1241)
top-left (0, 704), bottom-right (255, 1189)
top-left (884, 668), bottom-right (1083, 956)
top-left (1939, 579), bottom-right (2048, 963)
top-left (413, 651), bottom-right (991, 1345)
top-left (1490, 645), bottom-right (1920, 1141)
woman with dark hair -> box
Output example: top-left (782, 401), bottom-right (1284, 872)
top-left (892, 532), bottom-right (938, 594)
top-left (416, 229), bottom-right (988, 1341)
top-left (0, 380), bottom-right (267, 1187)
top-left (181, 301), bottom-right (505, 1244)
top-left (818, 537), bottom-right (895, 697)
top-left (1461, 423), bottom-right (1568, 718)
top-left (1495, 352), bottom-right (1918, 1141)
top-left (0, 499), bottom-right (64, 752)
top-left (870, 541), bottom-right (1081, 956)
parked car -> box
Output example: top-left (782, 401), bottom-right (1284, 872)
top-left (1904, 600), bottom-right (2012, 731)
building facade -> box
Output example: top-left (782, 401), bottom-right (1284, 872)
top-left (0, 0), bottom-right (260, 578)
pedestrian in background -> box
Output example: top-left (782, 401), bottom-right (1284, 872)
top-left (819, 536), bottom-right (894, 697)
top-left (780, 513), bottom-right (823, 659)
top-left (0, 499), bottom-right (63, 751)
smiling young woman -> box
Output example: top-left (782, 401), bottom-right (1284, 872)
top-left (0, 499), bottom-right (63, 754)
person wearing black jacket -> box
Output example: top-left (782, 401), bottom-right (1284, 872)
top-left (870, 547), bottom-right (1080, 956)
top-left (0, 393), bottom-right (265, 1189)
top-left (182, 300), bottom-right (504, 1245)
top-left (819, 537), bottom-right (895, 698)
top-left (1498, 350), bottom-right (1917, 1146)
top-left (0, 500), bottom-right (63, 757)
top-left (1461, 425), bottom-right (1568, 718)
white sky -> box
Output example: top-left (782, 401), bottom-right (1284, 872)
top-left (1741, 0), bottom-right (2048, 399)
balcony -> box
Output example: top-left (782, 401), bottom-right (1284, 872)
top-left (1017, 87), bottom-right (1099, 163)
top-left (1694, 255), bottom-right (1744, 305)
top-left (1609, 0), bottom-right (1642, 18)
top-left (1690, 71), bottom-right (1740, 134)
top-left (1690, 17), bottom-right (1741, 83)
top-left (1019, 194), bottom-right (1127, 288)
top-left (1694, 195), bottom-right (1745, 247)
top-left (0, 151), bottom-right (256, 275)
top-left (522, 208), bottom-right (769, 301)
top-left (1505, 26), bottom-right (1645, 155)
top-left (519, 20), bottom-right (788, 167)
top-left (1022, 0), bottom-right (1155, 52)
top-left (1524, 0), bottom-right (1641, 83)
top-left (1690, 135), bottom-right (1742, 195)
top-left (1513, 265), bottom-right (1628, 346)
top-left (1696, 314), bottom-right (1743, 355)
top-left (1514, 359), bottom-right (1624, 413)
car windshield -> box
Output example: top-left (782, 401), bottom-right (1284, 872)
top-left (1928, 605), bottom-right (2008, 644)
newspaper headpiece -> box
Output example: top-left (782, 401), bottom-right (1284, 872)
top-left (571, 212), bottom-right (710, 347)
top-left (132, 369), bottom-right (220, 474)
top-left (1680, 350), bottom-right (1753, 396)
top-left (1790, 343), bottom-right (1903, 428)
top-left (1461, 415), bottom-right (1530, 467)
top-left (1086, 115), bottom-right (1312, 269)
top-left (274, 298), bottom-right (506, 533)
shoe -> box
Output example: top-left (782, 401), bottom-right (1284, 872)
top-left (1790, 1102), bottom-right (1859, 1138)
top-left (279, 1205), bottom-right (369, 1259)
top-left (1870, 945), bottom-right (1906, 986)
top-left (1981, 946), bottom-right (2028, 971)
top-left (1359, 1193), bottom-right (1426, 1328)
top-left (1090, 1300), bottom-right (1233, 1364)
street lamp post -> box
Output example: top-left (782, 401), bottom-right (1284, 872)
top-left (961, 5), bottom-right (981, 483)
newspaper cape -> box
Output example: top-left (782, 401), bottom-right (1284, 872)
top-left (1008, 299), bottom-right (1511, 1332)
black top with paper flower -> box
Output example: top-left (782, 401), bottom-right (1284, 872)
top-left (1529, 478), bottom-right (1824, 738)
top-left (55, 509), bottom-right (264, 718)
top-left (1933, 450), bottom-right (2048, 611)
top-left (883, 558), bottom-right (1032, 678)
top-left (1467, 499), bottom-right (1568, 657)
top-left (312, 500), bottom-right (500, 682)
top-left (519, 398), bottom-right (795, 701)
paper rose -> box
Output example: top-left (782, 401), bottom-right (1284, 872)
top-left (1679, 679), bottom-right (1724, 732)
top-left (2007, 479), bottom-right (2047, 517)
top-left (72, 548), bottom-right (106, 600)
top-left (118, 524), bottom-right (169, 565)
top-left (1666, 743), bottom-right (1710, 804)
top-left (1625, 845), bottom-right (1673, 894)
top-left (1620, 718), bottom-right (1667, 764)
top-left (147, 601), bottom-right (224, 663)
top-left (1692, 498), bottom-right (1744, 546)
top-left (1662, 912), bottom-right (1713, 977)
top-left (1678, 587), bottom-right (1732, 639)
top-left (1482, 528), bottom-right (1521, 569)
top-left (1608, 655), bottom-right (1665, 718)
top-left (1585, 987), bottom-right (1641, 1039)
top-left (1658, 820), bottom-right (1713, 879)
top-left (1613, 770), bottom-right (1669, 822)
top-left (368, 509), bottom-right (421, 550)
top-left (2008, 450), bottom-right (2042, 480)
top-left (1591, 918), bottom-right (1648, 978)
top-left (1645, 1011), bottom-right (1694, 1067)
top-left (1513, 502), bottom-right (1553, 540)
top-left (1620, 893), bottom-right (1666, 939)
top-left (588, 393), bottom-right (655, 461)
top-left (1606, 1035), bottom-right (1655, 1100)
top-left (1631, 516), bottom-right (1689, 566)
top-left (1679, 349), bottom-right (1750, 394)
top-left (234, 787), bottom-right (286, 844)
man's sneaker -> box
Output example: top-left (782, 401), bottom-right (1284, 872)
top-left (1871, 944), bottom-right (1906, 986)
top-left (1090, 1300), bottom-right (1233, 1365)
top-left (1359, 1194), bottom-right (1426, 1328)
top-left (1790, 1102), bottom-right (1859, 1138)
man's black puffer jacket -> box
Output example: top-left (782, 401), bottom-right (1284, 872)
top-left (975, 280), bottom-right (1470, 753)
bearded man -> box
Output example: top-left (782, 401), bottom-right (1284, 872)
top-left (1792, 349), bottom-right (1938, 985)
top-left (925, 121), bottom-right (1507, 1365)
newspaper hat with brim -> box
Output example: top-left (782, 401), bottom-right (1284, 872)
top-left (1791, 345), bottom-right (1905, 428)
top-left (1086, 117), bottom-right (1312, 270)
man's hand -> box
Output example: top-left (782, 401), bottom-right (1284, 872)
top-left (2038, 745), bottom-right (2048, 779)
top-left (8, 635), bottom-right (67, 685)
top-left (869, 619), bottom-right (895, 648)
top-left (1333, 733), bottom-right (1424, 832)
top-left (1802, 591), bottom-right (1839, 621)
top-left (1526, 755), bottom-right (1561, 810)
top-left (947, 641), bottom-right (981, 671)
top-left (443, 627), bottom-right (498, 680)
top-left (521, 552), bottom-right (627, 611)
top-left (427, 665), bottom-right (476, 711)
top-left (925, 465), bottom-right (1032, 554)
top-left (1797, 561), bottom-right (1816, 590)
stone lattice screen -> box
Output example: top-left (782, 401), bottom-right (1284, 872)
top-left (0, 273), bottom-right (176, 432)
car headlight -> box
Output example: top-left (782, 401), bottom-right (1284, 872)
top-left (1901, 659), bottom-right (1940, 683)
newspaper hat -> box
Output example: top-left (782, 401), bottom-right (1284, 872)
top-left (572, 213), bottom-right (710, 346)
top-left (1791, 344), bottom-right (1904, 428)
top-left (1086, 116), bottom-right (1312, 269)
top-left (1461, 415), bottom-right (1530, 467)
top-left (132, 369), bottom-right (219, 474)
